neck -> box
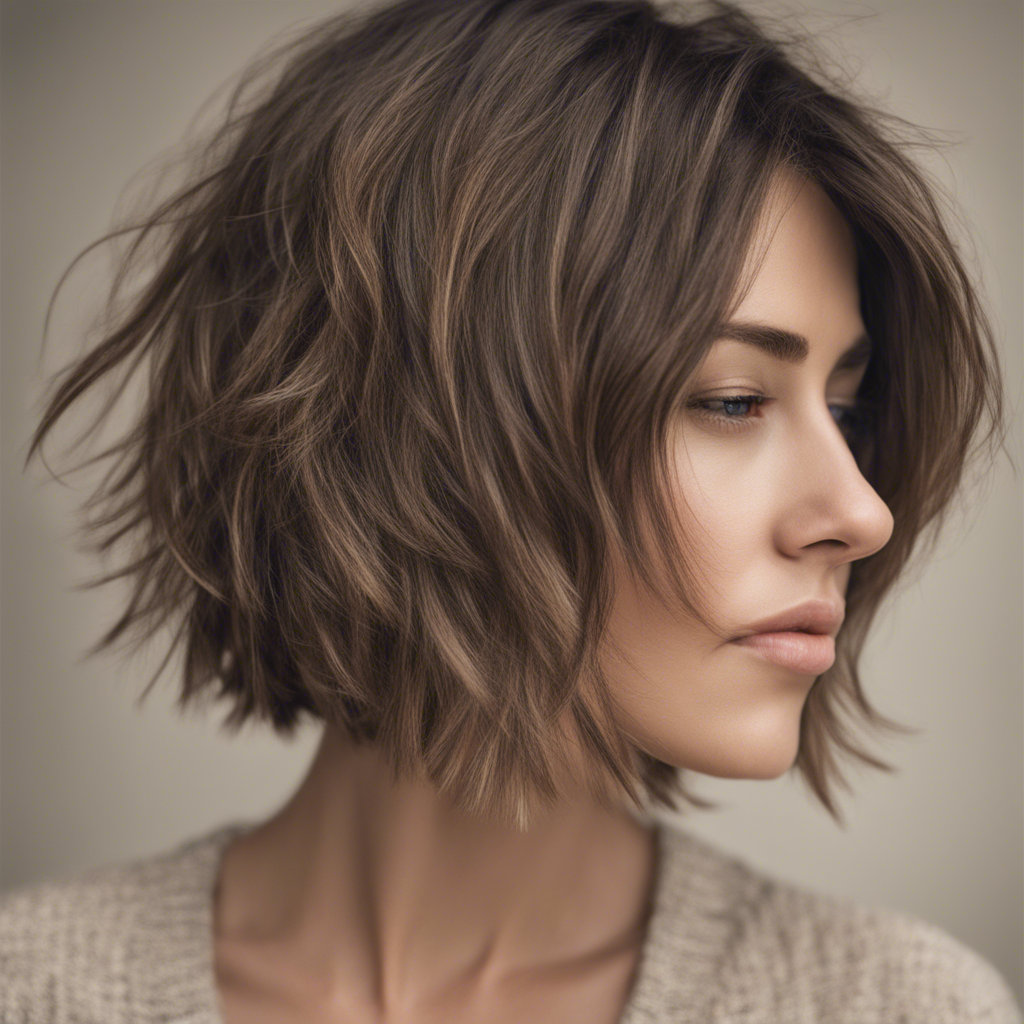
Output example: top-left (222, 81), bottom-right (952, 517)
top-left (215, 725), bottom-right (658, 1013)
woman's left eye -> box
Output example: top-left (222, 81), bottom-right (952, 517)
top-left (687, 394), bottom-right (765, 426)
top-left (688, 394), bottom-right (870, 441)
top-left (693, 395), bottom-right (765, 420)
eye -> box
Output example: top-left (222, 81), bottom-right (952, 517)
top-left (712, 395), bottom-right (764, 418)
top-left (829, 403), bottom-right (859, 435)
top-left (687, 393), bottom-right (877, 446)
top-left (830, 399), bottom-right (877, 445)
top-left (686, 394), bottom-right (766, 430)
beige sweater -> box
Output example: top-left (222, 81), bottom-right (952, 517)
top-left (1, 819), bottom-right (1020, 1022)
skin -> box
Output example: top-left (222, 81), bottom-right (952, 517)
top-left (601, 169), bottom-right (894, 780)
top-left (213, 169), bottom-right (895, 1023)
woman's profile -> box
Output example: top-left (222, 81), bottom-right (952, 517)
top-left (2, 0), bottom-right (1020, 1021)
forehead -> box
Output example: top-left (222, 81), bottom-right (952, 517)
top-left (729, 171), bottom-right (863, 349)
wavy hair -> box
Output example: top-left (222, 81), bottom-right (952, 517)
top-left (27, 0), bottom-right (1006, 829)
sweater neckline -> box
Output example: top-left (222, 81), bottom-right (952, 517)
top-left (164, 815), bottom-right (748, 1023)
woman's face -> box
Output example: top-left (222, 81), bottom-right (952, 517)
top-left (601, 171), bottom-right (894, 780)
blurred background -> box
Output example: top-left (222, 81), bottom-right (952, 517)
top-left (3, 0), bottom-right (1021, 1003)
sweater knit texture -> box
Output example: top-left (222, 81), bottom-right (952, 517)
top-left (1, 819), bottom-right (1020, 1023)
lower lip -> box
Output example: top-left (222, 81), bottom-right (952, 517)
top-left (731, 631), bottom-right (835, 674)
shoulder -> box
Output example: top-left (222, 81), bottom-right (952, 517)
top-left (0, 821), bottom-right (251, 1024)
top-left (653, 825), bottom-right (1022, 1024)
top-left (1, 855), bottom-right (157, 1023)
top-left (732, 869), bottom-right (1020, 1023)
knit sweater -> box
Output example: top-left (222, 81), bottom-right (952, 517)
top-left (1, 819), bottom-right (1020, 1023)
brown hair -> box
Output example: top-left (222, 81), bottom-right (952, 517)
top-left (27, 0), bottom-right (1006, 829)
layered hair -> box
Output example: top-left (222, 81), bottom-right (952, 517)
top-left (28, 0), bottom-right (1005, 829)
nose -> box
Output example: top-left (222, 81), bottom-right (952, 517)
top-left (773, 408), bottom-right (894, 566)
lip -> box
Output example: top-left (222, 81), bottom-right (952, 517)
top-left (734, 599), bottom-right (845, 640)
top-left (732, 631), bottom-right (836, 674)
top-left (728, 599), bottom-right (844, 675)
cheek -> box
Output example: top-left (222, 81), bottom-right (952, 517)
top-left (669, 431), bottom-right (779, 562)
top-left (600, 596), bottom-right (810, 780)
top-left (597, 444), bottom-right (814, 781)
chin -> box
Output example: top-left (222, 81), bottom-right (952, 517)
top-left (642, 714), bottom-right (803, 781)
top-left (726, 749), bottom-right (799, 780)
top-left (687, 746), bottom-right (799, 781)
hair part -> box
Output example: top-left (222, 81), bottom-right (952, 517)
top-left (28, 0), bottom-right (1007, 830)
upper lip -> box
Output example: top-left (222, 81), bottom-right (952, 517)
top-left (734, 600), bottom-right (845, 640)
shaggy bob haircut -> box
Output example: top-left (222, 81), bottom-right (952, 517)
top-left (29, 0), bottom-right (1005, 830)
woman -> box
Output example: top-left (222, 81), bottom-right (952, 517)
top-left (2, 0), bottom-right (1019, 1020)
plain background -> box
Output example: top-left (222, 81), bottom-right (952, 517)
top-left (2, 0), bottom-right (1021, 1005)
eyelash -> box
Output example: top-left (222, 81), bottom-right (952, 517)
top-left (687, 394), bottom-right (875, 443)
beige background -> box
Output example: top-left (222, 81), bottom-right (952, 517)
top-left (3, 0), bottom-right (1022, 1004)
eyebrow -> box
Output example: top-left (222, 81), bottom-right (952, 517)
top-left (718, 321), bottom-right (874, 372)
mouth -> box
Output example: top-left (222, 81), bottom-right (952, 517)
top-left (730, 629), bottom-right (836, 675)
top-left (735, 600), bottom-right (845, 641)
